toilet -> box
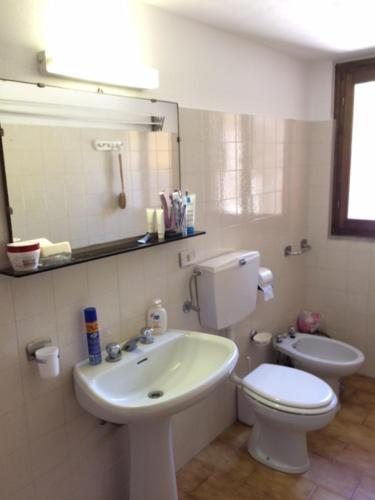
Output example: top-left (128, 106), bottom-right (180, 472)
top-left (242, 363), bottom-right (337, 473)
top-left (195, 251), bottom-right (338, 473)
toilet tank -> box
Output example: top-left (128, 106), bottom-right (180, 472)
top-left (196, 251), bottom-right (260, 330)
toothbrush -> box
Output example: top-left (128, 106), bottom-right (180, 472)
top-left (159, 192), bottom-right (171, 229)
top-left (169, 193), bottom-right (176, 230)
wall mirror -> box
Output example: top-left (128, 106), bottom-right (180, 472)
top-left (0, 79), bottom-right (180, 250)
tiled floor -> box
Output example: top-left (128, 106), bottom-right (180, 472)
top-left (177, 375), bottom-right (375, 500)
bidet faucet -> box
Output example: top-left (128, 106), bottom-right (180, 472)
top-left (122, 328), bottom-right (155, 352)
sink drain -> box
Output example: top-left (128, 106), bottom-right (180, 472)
top-left (148, 390), bottom-right (164, 399)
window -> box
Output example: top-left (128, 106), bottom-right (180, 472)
top-left (332, 57), bottom-right (375, 237)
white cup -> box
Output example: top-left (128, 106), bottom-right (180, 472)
top-left (35, 346), bottom-right (60, 378)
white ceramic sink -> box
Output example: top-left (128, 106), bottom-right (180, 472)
top-left (73, 329), bottom-right (238, 500)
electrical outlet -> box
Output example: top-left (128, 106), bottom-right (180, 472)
top-left (179, 249), bottom-right (196, 268)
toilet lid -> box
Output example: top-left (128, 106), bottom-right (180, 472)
top-left (242, 364), bottom-right (334, 409)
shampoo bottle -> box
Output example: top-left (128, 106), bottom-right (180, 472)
top-left (84, 307), bottom-right (102, 365)
top-left (147, 299), bottom-right (167, 334)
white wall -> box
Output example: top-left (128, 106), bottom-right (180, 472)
top-left (0, 0), bottom-right (309, 119)
top-left (306, 61), bottom-right (334, 120)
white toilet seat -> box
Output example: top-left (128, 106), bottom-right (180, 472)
top-left (244, 387), bottom-right (337, 415)
top-left (242, 363), bottom-right (337, 416)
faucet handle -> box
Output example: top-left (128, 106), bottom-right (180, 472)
top-left (105, 342), bottom-right (122, 362)
top-left (139, 327), bottom-right (155, 344)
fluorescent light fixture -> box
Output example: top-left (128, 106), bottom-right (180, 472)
top-left (37, 50), bottom-right (159, 90)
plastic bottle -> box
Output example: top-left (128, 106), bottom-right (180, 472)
top-left (83, 307), bottom-right (102, 365)
top-left (185, 191), bottom-right (196, 235)
top-left (147, 299), bottom-right (167, 334)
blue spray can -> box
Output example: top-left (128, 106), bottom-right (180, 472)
top-left (83, 307), bottom-right (102, 365)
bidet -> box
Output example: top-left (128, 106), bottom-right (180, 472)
top-left (274, 331), bottom-right (364, 394)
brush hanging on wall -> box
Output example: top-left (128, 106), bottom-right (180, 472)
top-left (93, 140), bottom-right (126, 210)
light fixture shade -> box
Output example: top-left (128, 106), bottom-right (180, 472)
top-left (37, 50), bottom-right (159, 90)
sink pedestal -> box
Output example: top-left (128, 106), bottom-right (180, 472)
top-left (128, 416), bottom-right (177, 500)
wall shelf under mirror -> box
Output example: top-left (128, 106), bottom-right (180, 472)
top-left (0, 230), bottom-right (206, 277)
top-left (0, 79), bottom-right (200, 278)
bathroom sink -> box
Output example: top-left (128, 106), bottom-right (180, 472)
top-left (74, 329), bottom-right (238, 424)
top-left (73, 329), bottom-right (238, 500)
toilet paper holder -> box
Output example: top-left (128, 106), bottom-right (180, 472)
top-left (26, 338), bottom-right (52, 363)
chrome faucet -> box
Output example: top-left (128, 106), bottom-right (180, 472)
top-left (105, 342), bottom-right (122, 362)
top-left (287, 326), bottom-right (297, 338)
top-left (123, 327), bottom-right (155, 352)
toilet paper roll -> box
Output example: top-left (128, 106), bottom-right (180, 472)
top-left (35, 346), bottom-right (60, 378)
top-left (258, 267), bottom-right (273, 286)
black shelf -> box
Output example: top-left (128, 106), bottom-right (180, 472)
top-left (0, 230), bottom-right (206, 278)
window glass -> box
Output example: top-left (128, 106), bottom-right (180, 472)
top-left (348, 81), bottom-right (375, 220)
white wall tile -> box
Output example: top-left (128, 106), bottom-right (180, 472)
top-left (0, 107), bottom-right (313, 497)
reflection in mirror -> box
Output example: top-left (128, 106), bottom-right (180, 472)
top-left (0, 80), bottom-right (180, 249)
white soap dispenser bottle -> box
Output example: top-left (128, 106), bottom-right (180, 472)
top-left (147, 299), bottom-right (167, 334)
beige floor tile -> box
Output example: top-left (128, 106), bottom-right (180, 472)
top-left (192, 473), bottom-right (262, 500)
top-left (336, 403), bottom-right (368, 425)
top-left (321, 417), bottom-right (375, 452)
top-left (334, 444), bottom-right (375, 478)
top-left (244, 461), bottom-right (316, 500)
top-left (307, 432), bottom-right (347, 461)
top-left (215, 448), bottom-right (256, 482)
top-left (178, 492), bottom-right (196, 500)
top-left (177, 458), bottom-right (215, 494)
top-left (362, 410), bottom-right (375, 429)
top-left (218, 420), bottom-right (251, 450)
top-left (303, 454), bottom-right (360, 499)
top-left (309, 486), bottom-right (346, 500)
top-left (343, 375), bottom-right (375, 396)
top-left (194, 439), bottom-right (239, 470)
top-left (352, 476), bottom-right (375, 500)
top-left (341, 388), bottom-right (375, 411)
